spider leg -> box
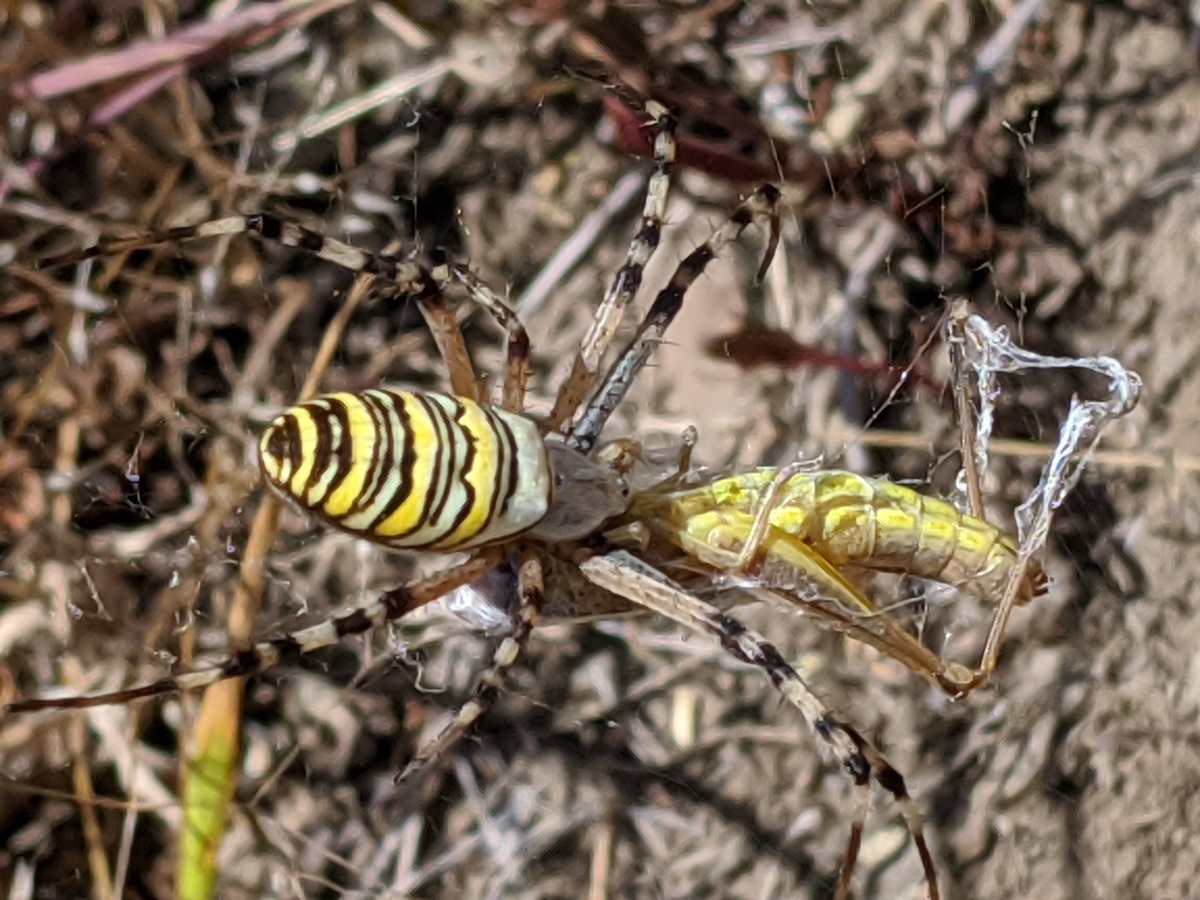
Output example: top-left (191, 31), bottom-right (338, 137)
top-left (414, 289), bottom-right (481, 402)
top-left (37, 213), bottom-right (428, 285)
top-left (395, 550), bottom-right (544, 786)
top-left (578, 550), bottom-right (939, 900)
top-left (567, 184), bottom-right (782, 455)
top-left (2, 551), bottom-right (502, 714)
top-left (441, 264), bottom-right (531, 412)
top-left (37, 213), bottom-right (527, 409)
top-left (546, 102), bottom-right (676, 432)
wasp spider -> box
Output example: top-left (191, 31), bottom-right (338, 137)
top-left (10, 105), bottom-right (947, 899)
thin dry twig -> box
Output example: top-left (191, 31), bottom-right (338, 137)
top-left (14, 1), bottom-right (349, 102)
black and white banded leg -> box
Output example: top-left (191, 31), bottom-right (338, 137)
top-left (578, 550), bottom-right (939, 900)
top-left (394, 550), bottom-right (545, 787)
top-left (440, 263), bottom-right (532, 413)
top-left (547, 101), bottom-right (677, 432)
top-left (568, 184), bottom-right (782, 455)
top-left (2, 552), bottom-right (503, 714)
top-left (36, 212), bottom-right (526, 408)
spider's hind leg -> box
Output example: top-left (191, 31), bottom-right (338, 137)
top-left (35, 206), bottom-right (530, 411)
top-left (441, 264), bottom-right (532, 412)
top-left (577, 550), bottom-right (939, 900)
top-left (2, 552), bottom-right (503, 714)
top-left (395, 550), bottom-right (545, 787)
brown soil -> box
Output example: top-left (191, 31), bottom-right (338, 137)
top-left (0, 4), bottom-right (1189, 899)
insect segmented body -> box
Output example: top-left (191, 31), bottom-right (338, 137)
top-left (621, 468), bottom-right (1049, 694)
top-left (632, 468), bottom-right (1047, 606)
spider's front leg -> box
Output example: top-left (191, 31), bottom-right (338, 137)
top-left (568, 183), bottom-right (781, 455)
top-left (547, 100), bottom-right (677, 433)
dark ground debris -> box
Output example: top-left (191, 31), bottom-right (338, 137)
top-left (0, 4), bottom-right (1190, 899)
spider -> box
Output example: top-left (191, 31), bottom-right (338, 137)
top-left (8, 103), bottom-right (948, 900)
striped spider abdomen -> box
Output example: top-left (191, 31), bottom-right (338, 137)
top-left (259, 388), bottom-right (552, 551)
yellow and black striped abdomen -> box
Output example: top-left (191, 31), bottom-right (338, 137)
top-left (259, 389), bottom-right (551, 550)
